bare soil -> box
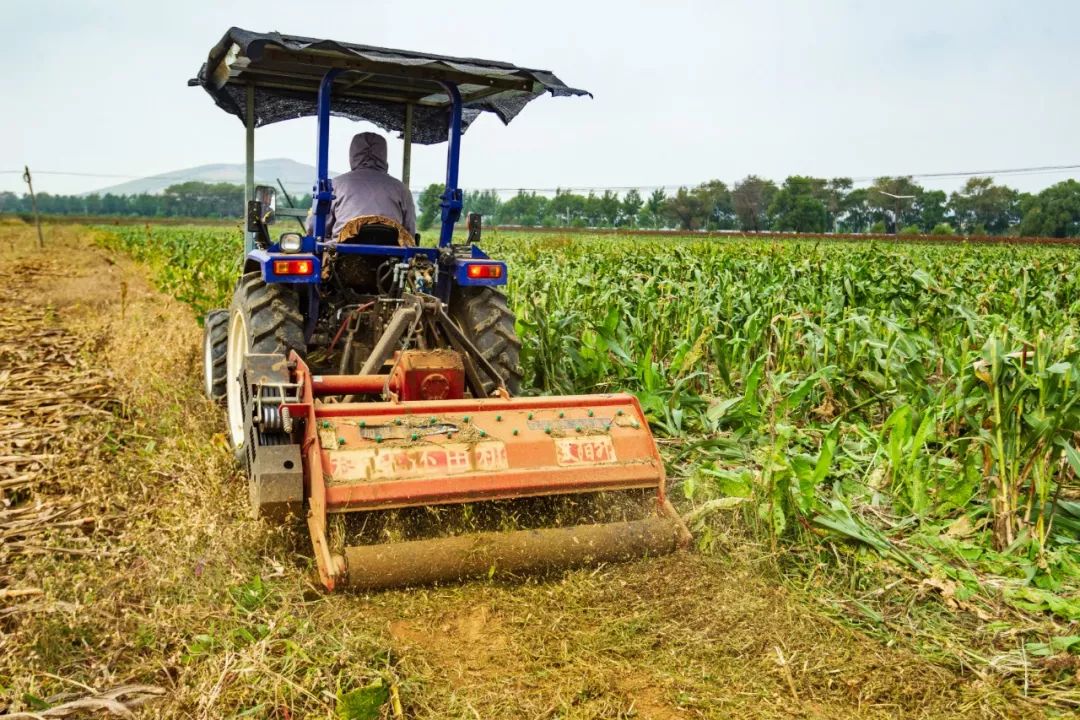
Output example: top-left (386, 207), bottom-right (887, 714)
top-left (0, 222), bottom-right (1043, 719)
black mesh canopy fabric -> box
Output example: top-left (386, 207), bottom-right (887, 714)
top-left (191, 28), bottom-right (591, 144)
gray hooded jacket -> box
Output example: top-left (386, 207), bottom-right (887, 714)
top-left (308, 132), bottom-right (417, 239)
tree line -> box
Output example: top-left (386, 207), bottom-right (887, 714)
top-left (420, 176), bottom-right (1080, 237)
top-left (5, 175), bottom-right (1080, 238)
top-left (0, 182), bottom-right (312, 220)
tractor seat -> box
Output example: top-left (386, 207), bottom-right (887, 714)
top-left (336, 215), bottom-right (416, 247)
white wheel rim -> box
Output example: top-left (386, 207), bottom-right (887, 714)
top-left (226, 310), bottom-right (249, 448)
top-left (203, 324), bottom-right (215, 398)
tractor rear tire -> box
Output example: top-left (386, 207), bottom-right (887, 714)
top-left (225, 272), bottom-right (305, 450)
top-left (449, 286), bottom-right (523, 395)
top-left (203, 309), bottom-right (229, 404)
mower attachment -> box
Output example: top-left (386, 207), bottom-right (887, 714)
top-left (340, 516), bottom-right (684, 591)
top-left (268, 352), bottom-right (690, 591)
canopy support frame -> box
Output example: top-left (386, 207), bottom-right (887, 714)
top-left (402, 103), bottom-right (413, 190)
top-left (244, 82), bottom-right (256, 253)
top-left (311, 69), bottom-right (463, 250)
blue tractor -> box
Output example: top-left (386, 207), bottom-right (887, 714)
top-left (192, 29), bottom-right (689, 591)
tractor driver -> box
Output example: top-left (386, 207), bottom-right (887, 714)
top-left (307, 132), bottom-right (417, 241)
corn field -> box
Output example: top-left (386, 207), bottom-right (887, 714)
top-left (97, 224), bottom-right (1080, 619)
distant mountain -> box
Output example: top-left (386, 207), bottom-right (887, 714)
top-left (87, 159), bottom-right (341, 197)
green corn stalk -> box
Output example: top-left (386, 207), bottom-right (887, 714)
top-left (92, 225), bottom-right (1080, 564)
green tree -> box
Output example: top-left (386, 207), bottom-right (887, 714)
top-left (837, 188), bottom-right (875, 232)
top-left (582, 191), bottom-right (603, 226)
top-left (550, 189), bottom-right (586, 226)
top-left (915, 189), bottom-right (949, 232)
top-left (497, 190), bottom-right (549, 226)
top-left (463, 189), bottom-right (502, 219)
top-left (620, 189), bottom-right (644, 227)
top-left (823, 177), bottom-right (853, 231)
top-left (598, 190), bottom-right (621, 227)
top-left (768, 176), bottom-right (828, 232)
top-left (731, 175), bottom-right (777, 232)
top-left (0, 191), bottom-right (21, 213)
top-left (948, 177), bottom-right (1021, 235)
top-left (663, 187), bottom-right (706, 230)
top-left (163, 181), bottom-right (245, 217)
top-left (1018, 180), bottom-right (1080, 237)
top-left (693, 180), bottom-right (735, 230)
top-left (643, 188), bottom-right (667, 228)
top-left (417, 183), bottom-right (444, 230)
top-left (868, 177), bottom-right (923, 233)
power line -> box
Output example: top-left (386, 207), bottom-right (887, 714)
top-left (0, 169), bottom-right (316, 182)
top-left (849, 163), bottom-right (1080, 183)
top-left (1, 161), bottom-right (1079, 193)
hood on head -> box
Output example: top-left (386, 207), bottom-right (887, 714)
top-left (349, 132), bottom-right (389, 172)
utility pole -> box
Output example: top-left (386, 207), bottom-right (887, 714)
top-left (22, 166), bottom-right (44, 249)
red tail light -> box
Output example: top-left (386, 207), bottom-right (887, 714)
top-left (273, 259), bottom-right (314, 276)
top-left (466, 263), bottom-right (503, 279)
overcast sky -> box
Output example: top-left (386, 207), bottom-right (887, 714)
top-left (3, 0), bottom-right (1078, 196)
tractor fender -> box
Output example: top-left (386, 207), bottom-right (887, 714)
top-left (244, 249), bottom-right (321, 284)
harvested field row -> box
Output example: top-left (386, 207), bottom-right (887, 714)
top-left (0, 241), bottom-right (162, 716)
top-left (0, 254), bottom-right (120, 591)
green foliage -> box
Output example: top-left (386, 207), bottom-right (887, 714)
top-left (658, 180), bottom-right (735, 231)
top-left (768, 176), bottom-right (829, 233)
top-left (899, 225), bottom-right (921, 235)
top-left (3, 172), bottom-right (1076, 237)
top-left (98, 223), bottom-right (1080, 617)
top-left (463, 188), bottom-right (502, 219)
top-left (931, 222), bottom-right (956, 236)
top-left (662, 186), bottom-right (705, 230)
top-left (94, 225), bottom-right (240, 317)
top-left (620, 188), bottom-right (644, 226)
top-left (0, 182), bottom-right (308, 219)
top-left (335, 679), bottom-right (388, 720)
top-left (915, 189), bottom-right (949, 231)
top-left (499, 190), bottom-right (550, 226)
top-left (643, 188), bottom-right (667, 229)
top-left (417, 183), bottom-right (444, 230)
top-left (949, 177), bottom-right (1022, 235)
top-left (229, 575), bottom-right (272, 614)
top-left (732, 175), bottom-right (778, 232)
top-left (21, 694), bottom-right (50, 711)
top-left (8, 171), bottom-right (1078, 238)
top-left (867, 177), bottom-right (920, 231)
top-left (1018, 179), bottom-right (1080, 238)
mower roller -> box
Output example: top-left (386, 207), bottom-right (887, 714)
top-left (193, 28), bottom-right (690, 591)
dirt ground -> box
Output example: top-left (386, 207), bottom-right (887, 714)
top-left (0, 222), bottom-right (1045, 719)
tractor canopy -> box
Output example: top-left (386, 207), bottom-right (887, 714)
top-left (190, 27), bottom-right (591, 144)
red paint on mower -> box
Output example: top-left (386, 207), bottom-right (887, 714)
top-left (283, 351), bottom-right (690, 591)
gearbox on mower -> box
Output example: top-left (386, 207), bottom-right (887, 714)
top-left (193, 28), bottom-right (689, 591)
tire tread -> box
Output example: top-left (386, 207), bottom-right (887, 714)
top-left (449, 286), bottom-right (523, 395)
